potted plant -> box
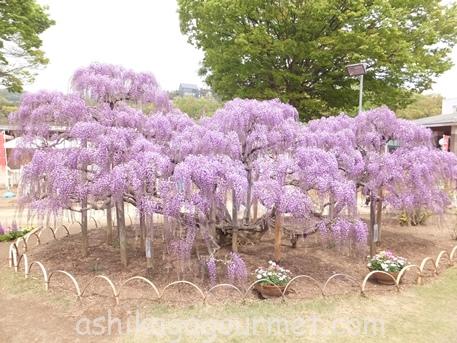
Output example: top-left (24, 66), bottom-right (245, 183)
top-left (367, 250), bottom-right (408, 285)
top-left (254, 261), bottom-right (292, 298)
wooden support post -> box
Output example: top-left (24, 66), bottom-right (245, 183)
top-left (106, 199), bottom-right (113, 245)
top-left (376, 189), bottom-right (383, 243)
top-left (146, 214), bottom-right (154, 278)
top-left (116, 200), bottom-right (128, 267)
top-left (274, 212), bottom-right (283, 263)
top-left (232, 190), bottom-right (239, 252)
top-left (369, 193), bottom-right (376, 257)
top-left (81, 196), bottom-right (89, 257)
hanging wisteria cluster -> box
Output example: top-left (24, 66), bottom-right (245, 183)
top-left (10, 63), bottom-right (457, 271)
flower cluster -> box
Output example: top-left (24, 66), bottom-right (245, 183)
top-left (367, 250), bottom-right (408, 272)
top-left (255, 261), bottom-right (292, 286)
top-left (227, 252), bottom-right (248, 286)
top-left (206, 256), bottom-right (217, 287)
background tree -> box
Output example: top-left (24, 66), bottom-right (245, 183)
top-left (0, 0), bottom-right (54, 92)
top-left (178, 0), bottom-right (457, 120)
top-left (396, 93), bottom-right (443, 119)
top-left (0, 89), bottom-right (21, 122)
top-left (172, 95), bottom-right (222, 119)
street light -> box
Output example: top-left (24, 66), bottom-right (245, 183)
top-left (346, 63), bottom-right (367, 114)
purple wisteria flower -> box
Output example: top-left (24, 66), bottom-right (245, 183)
top-left (206, 256), bottom-right (217, 287)
top-left (227, 252), bottom-right (248, 286)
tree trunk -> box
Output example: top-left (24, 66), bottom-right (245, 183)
top-left (244, 168), bottom-right (252, 223)
top-left (274, 211), bottom-right (283, 263)
top-left (231, 190), bottom-right (239, 252)
top-left (81, 197), bottom-right (89, 257)
top-left (145, 214), bottom-right (154, 278)
top-left (116, 200), bottom-right (128, 267)
top-left (369, 193), bottom-right (376, 257)
top-left (106, 199), bottom-right (113, 245)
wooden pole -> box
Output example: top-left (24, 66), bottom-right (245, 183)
top-left (232, 190), bottom-right (239, 252)
top-left (139, 210), bottom-right (145, 252)
top-left (376, 189), bottom-right (383, 243)
top-left (369, 193), bottom-right (376, 257)
top-left (244, 168), bottom-right (252, 224)
top-left (145, 214), bottom-right (154, 278)
top-left (274, 212), bottom-right (283, 263)
top-left (252, 200), bottom-right (258, 222)
top-left (106, 198), bottom-right (113, 245)
top-left (116, 200), bottom-right (128, 267)
top-left (81, 196), bottom-right (89, 257)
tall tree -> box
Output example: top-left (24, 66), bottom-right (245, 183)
top-left (396, 93), bottom-right (443, 119)
top-left (178, 0), bottom-right (457, 120)
top-left (0, 0), bottom-right (54, 92)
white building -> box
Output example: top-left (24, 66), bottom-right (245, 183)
top-left (442, 98), bottom-right (457, 115)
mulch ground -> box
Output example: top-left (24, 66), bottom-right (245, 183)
top-left (22, 209), bottom-right (457, 313)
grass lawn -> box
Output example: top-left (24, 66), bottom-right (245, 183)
top-left (125, 269), bottom-right (457, 343)
top-left (1, 265), bottom-right (457, 342)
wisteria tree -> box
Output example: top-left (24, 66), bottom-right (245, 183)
top-left (11, 64), bottom-right (171, 264)
top-left (306, 107), bottom-right (457, 255)
top-left (11, 62), bottom-right (457, 278)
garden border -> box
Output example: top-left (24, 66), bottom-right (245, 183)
top-left (5, 225), bottom-right (457, 307)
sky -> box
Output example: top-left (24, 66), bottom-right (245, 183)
top-left (29, 0), bottom-right (457, 99)
top-left (30, 0), bottom-right (205, 92)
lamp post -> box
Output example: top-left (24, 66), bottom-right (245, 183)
top-left (346, 63), bottom-right (368, 249)
top-left (346, 63), bottom-right (367, 114)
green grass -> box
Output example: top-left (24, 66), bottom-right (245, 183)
top-left (0, 228), bottom-right (31, 242)
top-left (2, 264), bottom-right (457, 342)
top-left (124, 268), bottom-right (457, 343)
top-left (0, 266), bottom-right (73, 309)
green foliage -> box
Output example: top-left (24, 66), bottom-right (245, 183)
top-left (0, 0), bottom-right (55, 92)
top-left (397, 93), bottom-right (443, 119)
top-left (0, 89), bottom-right (20, 123)
top-left (0, 228), bottom-right (31, 242)
top-left (172, 95), bottom-right (222, 118)
top-left (178, 0), bottom-right (457, 121)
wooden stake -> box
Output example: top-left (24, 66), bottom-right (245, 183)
top-left (116, 200), bottom-right (128, 267)
top-left (81, 196), bottom-right (89, 257)
top-left (106, 199), bottom-right (113, 245)
top-left (369, 193), bottom-right (376, 257)
top-left (274, 212), bottom-right (283, 263)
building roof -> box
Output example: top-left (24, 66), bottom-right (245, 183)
top-left (0, 124), bottom-right (67, 131)
top-left (414, 113), bottom-right (457, 127)
top-left (179, 83), bottom-right (199, 90)
top-left (4, 137), bottom-right (79, 149)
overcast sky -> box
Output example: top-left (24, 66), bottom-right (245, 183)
top-left (30, 0), bottom-right (457, 99)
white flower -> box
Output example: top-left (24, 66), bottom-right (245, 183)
top-left (256, 275), bottom-right (262, 279)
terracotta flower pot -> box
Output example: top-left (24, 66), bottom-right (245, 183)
top-left (370, 270), bottom-right (399, 285)
top-left (255, 283), bottom-right (286, 298)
